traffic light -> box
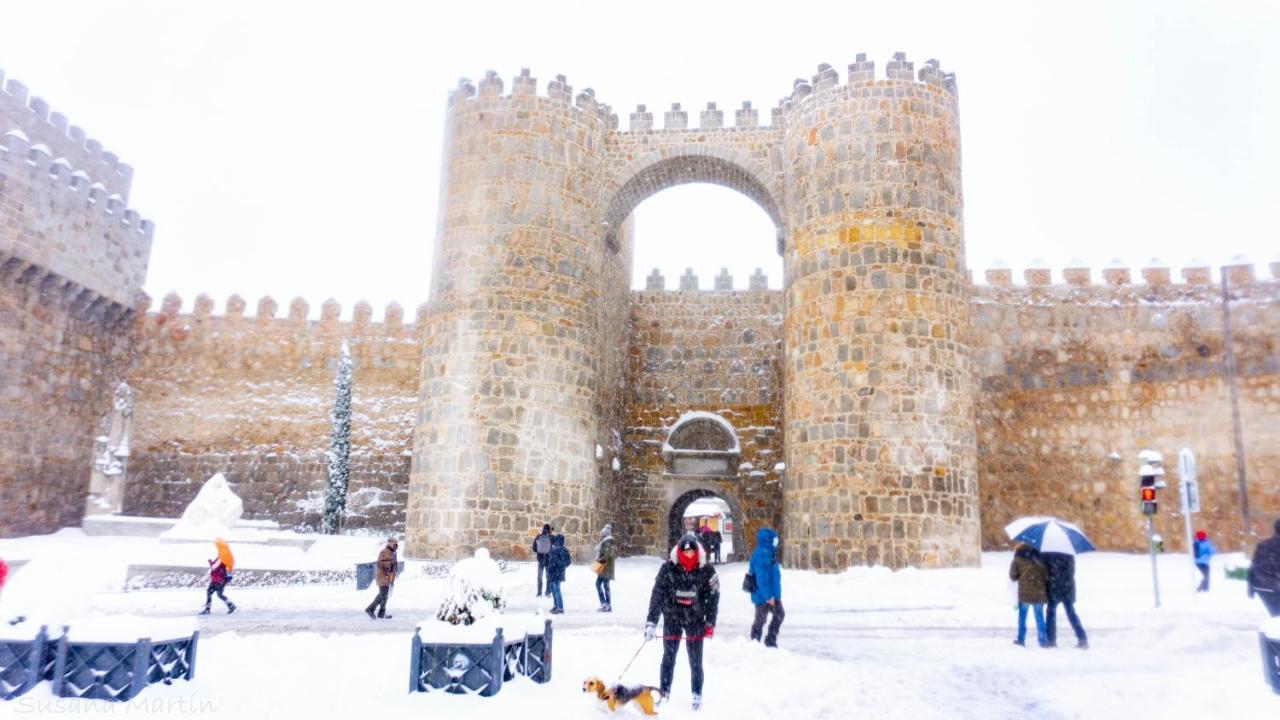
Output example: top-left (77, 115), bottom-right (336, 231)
top-left (1140, 483), bottom-right (1158, 515)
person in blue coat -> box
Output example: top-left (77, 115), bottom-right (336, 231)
top-left (546, 534), bottom-right (571, 614)
top-left (1193, 529), bottom-right (1215, 592)
top-left (748, 527), bottom-right (784, 647)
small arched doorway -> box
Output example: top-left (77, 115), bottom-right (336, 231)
top-left (667, 487), bottom-right (744, 563)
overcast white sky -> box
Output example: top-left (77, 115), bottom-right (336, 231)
top-left (2, 1), bottom-right (1277, 316)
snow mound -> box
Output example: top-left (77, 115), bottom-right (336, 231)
top-left (1264, 617), bottom-right (1280, 641)
top-left (163, 473), bottom-right (244, 539)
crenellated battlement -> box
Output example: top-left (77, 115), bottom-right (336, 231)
top-left (639, 267), bottom-right (775, 293)
top-left (445, 55), bottom-right (956, 136)
top-left (0, 69), bottom-right (134, 200)
top-left (0, 129), bottom-right (155, 240)
top-left (970, 256), bottom-right (1278, 294)
top-left (146, 292), bottom-right (431, 329)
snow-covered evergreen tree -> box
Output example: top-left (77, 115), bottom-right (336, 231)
top-left (436, 548), bottom-right (507, 625)
top-left (321, 341), bottom-right (352, 534)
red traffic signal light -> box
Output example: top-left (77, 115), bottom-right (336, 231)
top-left (1141, 487), bottom-right (1156, 502)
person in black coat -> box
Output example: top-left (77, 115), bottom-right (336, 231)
top-left (532, 523), bottom-right (553, 597)
top-left (1248, 518), bottom-right (1280, 617)
top-left (546, 534), bottom-right (571, 614)
top-left (1042, 552), bottom-right (1088, 649)
top-left (644, 534), bottom-right (719, 711)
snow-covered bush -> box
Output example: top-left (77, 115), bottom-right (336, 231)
top-left (435, 548), bottom-right (506, 625)
top-left (163, 473), bottom-right (243, 538)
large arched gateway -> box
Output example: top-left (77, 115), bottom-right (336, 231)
top-left (408, 56), bottom-right (980, 571)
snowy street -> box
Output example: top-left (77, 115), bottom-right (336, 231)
top-left (1, 531), bottom-right (1276, 718)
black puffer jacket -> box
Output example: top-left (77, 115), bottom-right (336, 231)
top-left (1250, 535), bottom-right (1280, 592)
top-left (646, 541), bottom-right (720, 629)
top-left (1042, 552), bottom-right (1077, 603)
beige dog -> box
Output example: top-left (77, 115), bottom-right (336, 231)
top-left (582, 676), bottom-right (663, 715)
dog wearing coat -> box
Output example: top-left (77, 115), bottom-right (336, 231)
top-left (583, 676), bottom-right (663, 715)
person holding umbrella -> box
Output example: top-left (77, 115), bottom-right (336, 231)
top-left (1009, 542), bottom-right (1049, 647)
top-left (1005, 517), bottom-right (1096, 649)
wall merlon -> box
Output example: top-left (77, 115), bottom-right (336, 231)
top-left (353, 300), bottom-right (373, 325)
top-left (645, 268), bottom-right (664, 290)
top-left (886, 51), bottom-right (914, 81)
top-left (734, 101), bottom-right (758, 128)
top-left (478, 70), bottom-right (503, 97)
top-left (4, 77), bottom-right (29, 105)
top-left (225, 294), bottom-right (246, 317)
top-left (789, 77), bottom-right (812, 104)
top-left (700, 102), bottom-right (723, 129)
top-left (160, 291), bottom-right (182, 317)
top-left (1063, 259), bottom-right (1091, 286)
top-left (415, 302), bottom-right (430, 325)
top-left (547, 74), bottom-right (572, 103)
top-left (257, 295), bottom-right (278, 319)
top-left (512, 68), bottom-right (536, 96)
top-left (289, 297), bottom-right (309, 322)
top-left (1223, 256), bottom-right (1255, 284)
top-left (193, 293), bottom-right (213, 317)
top-left (1102, 259), bottom-right (1131, 286)
top-left (848, 53), bottom-right (875, 83)
top-left (679, 267), bottom-right (698, 291)
top-left (1141, 258), bottom-right (1171, 286)
top-left (384, 301), bottom-right (403, 327)
top-left (1023, 259), bottom-right (1050, 287)
top-left (714, 267), bottom-right (733, 290)
top-left (448, 77), bottom-right (476, 105)
top-left (574, 88), bottom-right (597, 114)
top-left (664, 103), bottom-right (687, 130)
top-left (749, 267), bottom-right (768, 290)
top-left (984, 261), bottom-right (1012, 286)
top-left (919, 58), bottom-right (943, 87)
top-left (320, 298), bottom-right (341, 324)
top-left (630, 104), bottom-right (653, 132)
top-left (812, 63), bottom-right (839, 93)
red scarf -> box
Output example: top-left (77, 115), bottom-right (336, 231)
top-left (677, 550), bottom-right (699, 572)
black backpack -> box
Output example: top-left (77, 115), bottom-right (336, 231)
top-left (535, 534), bottom-right (551, 554)
top-left (742, 572), bottom-right (757, 593)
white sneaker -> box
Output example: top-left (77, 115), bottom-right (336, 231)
top-left (692, 693), bottom-right (702, 711)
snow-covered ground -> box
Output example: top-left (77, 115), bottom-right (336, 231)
top-left (1, 529), bottom-right (1276, 718)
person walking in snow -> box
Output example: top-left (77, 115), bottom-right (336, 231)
top-left (1042, 551), bottom-right (1088, 649)
top-left (645, 533), bottom-right (720, 712)
top-left (1009, 543), bottom-right (1048, 647)
top-left (748, 527), bottom-right (784, 647)
top-left (200, 544), bottom-right (236, 615)
top-left (532, 523), bottom-right (553, 597)
top-left (1248, 518), bottom-right (1280, 617)
top-left (1193, 529), bottom-right (1215, 592)
top-left (546, 533), bottom-right (571, 614)
top-left (364, 537), bottom-right (398, 619)
top-left (594, 524), bottom-right (617, 612)
top-left (710, 529), bottom-right (723, 564)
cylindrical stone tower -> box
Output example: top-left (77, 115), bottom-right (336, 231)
top-left (781, 55), bottom-right (980, 570)
top-left (408, 70), bottom-right (623, 559)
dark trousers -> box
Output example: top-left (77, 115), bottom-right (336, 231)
top-left (750, 600), bottom-right (785, 646)
top-left (659, 620), bottom-right (705, 696)
top-left (204, 582), bottom-right (231, 609)
top-left (1046, 600), bottom-right (1087, 644)
top-left (1259, 589), bottom-right (1280, 617)
top-left (536, 555), bottom-right (549, 595)
top-left (366, 585), bottom-right (390, 617)
top-left (1196, 563), bottom-right (1210, 592)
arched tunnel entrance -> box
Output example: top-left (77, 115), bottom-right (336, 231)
top-left (667, 487), bottom-right (745, 563)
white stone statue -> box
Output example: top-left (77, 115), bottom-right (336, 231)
top-left (86, 382), bottom-right (133, 515)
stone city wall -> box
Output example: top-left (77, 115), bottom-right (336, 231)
top-left (971, 261), bottom-right (1280, 553)
top-left (0, 262), bottom-right (139, 536)
top-left (620, 272), bottom-right (785, 558)
top-left (0, 70), bottom-right (151, 537)
top-left (123, 295), bottom-right (424, 531)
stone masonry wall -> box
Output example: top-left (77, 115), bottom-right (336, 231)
top-left (972, 262), bottom-right (1280, 553)
top-left (620, 276), bottom-right (785, 558)
top-left (123, 295), bottom-right (423, 531)
top-left (0, 265), bottom-right (138, 536)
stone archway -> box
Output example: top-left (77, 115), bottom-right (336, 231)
top-left (666, 484), bottom-right (747, 561)
top-left (602, 151), bottom-right (785, 253)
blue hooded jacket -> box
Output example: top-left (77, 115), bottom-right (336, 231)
top-left (547, 534), bottom-right (571, 582)
top-left (749, 527), bottom-right (782, 605)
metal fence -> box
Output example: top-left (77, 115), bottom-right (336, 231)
top-left (409, 619), bottom-right (553, 696)
top-left (0, 626), bottom-right (198, 702)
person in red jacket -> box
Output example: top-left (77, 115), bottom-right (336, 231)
top-left (200, 556), bottom-right (236, 615)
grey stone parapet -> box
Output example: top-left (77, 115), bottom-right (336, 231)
top-left (443, 56), bottom-right (959, 135)
top-left (972, 256), bottom-right (1278, 289)
top-left (638, 268), bottom-right (773, 292)
top-left (151, 292), bottom-right (429, 326)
